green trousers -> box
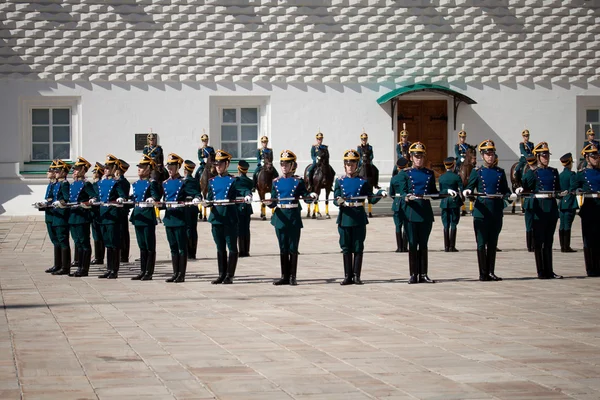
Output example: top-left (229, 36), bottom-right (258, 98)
top-left (473, 217), bottom-right (502, 250)
top-left (275, 226), bottom-right (301, 254)
top-left (100, 223), bottom-right (120, 249)
top-left (441, 208), bottom-right (461, 230)
top-left (524, 209), bottom-right (534, 232)
top-left (211, 224), bottom-right (238, 254)
top-left (533, 216), bottom-right (557, 250)
top-left (91, 219), bottom-right (102, 241)
top-left (166, 226), bottom-right (187, 256)
top-left (559, 210), bottom-right (576, 231)
top-left (70, 223), bottom-right (91, 251)
top-left (238, 213), bottom-right (251, 238)
top-left (338, 225), bottom-right (366, 254)
top-left (392, 212), bottom-right (405, 233)
top-left (405, 220), bottom-right (433, 250)
top-left (46, 222), bottom-right (58, 246)
top-left (135, 225), bottom-right (156, 252)
top-left (53, 225), bottom-right (70, 249)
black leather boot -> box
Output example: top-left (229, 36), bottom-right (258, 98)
top-left (98, 248), bottom-right (112, 278)
top-left (46, 246), bottom-right (62, 273)
top-left (558, 230), bottom-right (565, 253)
top-left (584, 247), bottom-right (594, 276)
top-left (564, 230), bottom-right (576, 253)
top-left (222, 253), bottom-right (238, 284)
top-left (175, 253), bottom-right (187, 282)
top-left (246, 235), bottom-right (251, 257)
top-left (91, 240), bottom-right (104, 265)
top-left (53, 247), bottom-right (71, 275)
top-left (120, 226), bottom-right (130, 263)
top-left (443, 229), bottom-right (450, 252)
top-left (487, 246), bottom-right (501, 281)
top-left (187, 238), bottom-right (196, 260)
top-left (142, 251), bottom-right (155, 280)
top-left (450, 229), bottom-right (459, 252)
top-left (402, 231), bottom-right (409, 252)
top-left (478, 248), bottom-right (490, 281)
top-left (408, 248), bottom-right (418, 284)
top-left (418, 249), bottom-right (435, 283)
top-left (107, 249), bottom-right (120, 279)
top-left (75, 249), bottom-right (91, 277)
top-left (526, 231), bottom-right (534, 252)
top-left (212, 252), bottom-right (226, 284)
top-left (70, 247), bottom-right (84, 276)
top-left (395, 231), bottom-right (402, 253)
top-left (71, 245), bottom-right (80, 267)
top-left (289, 253), bottom-right (298, 285)
top-left (534, 246), bottom-right (545, 278)
top-left (132, 251), bottom-right (148, 280)
top-left (340, 253), bottom-right (354, 285)
top-left (274, 252), bottom-right (290, 285)
top-left (353, 253), bottom-right (364, 285)
top-left (543, 245), bottom-right (562, 279)
top-left (166, 253), bottom-right (179, 282)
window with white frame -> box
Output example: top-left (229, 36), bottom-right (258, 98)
top-left (586, 109), bottom-right (600, 137)
top-left (220, 107), bottom-right (259, 159)
top-left (31, 108), bottom-right (71, 161)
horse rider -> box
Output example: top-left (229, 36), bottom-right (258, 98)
top-left (515, 129), bottom-right (534, 181)
top-left (439, 157), bottom-right (464, 252)
top-left (523, 155), bottom-right (538, 252)
top-left (357, 131), bottom-right (379, 188)
top-left (307, 130), bottom-right (328, 190)
top-left (38, 161), bottom-right (60, 273)
top-left (204, 150), bottom-right (252, 284)
top-left (196, 133), bottom-right (215, 180)
top-left (162, 154), bottom-right (202, 283)
top-left (253, 136), bottom-right (278, 190)
top-left (183, 160), bottom-right (200, 260)
top-left (391, 142), bottom-right (439, 284)
top-left (580, 127), bottom-right (599, 169)
top-left (236, 160), bottom-right (254, 258)
top-left (143, 133), bottom-right (165, 180)
top-left (558, 153), bottom-right (578, 253)
top-left (463, 140), bottom-right (516, 282)
top-left (393, 124), bottom-right (412, 176)
top-left (47, 160), bottom-right (72, 276)
top-left (267, 150), bottom-right (317, 285)
top-left (389, 158), bottom-right (409, 253)
top-left (334, 149), bottom-right (387, 285)
top-left (518, 142), bottom-right (563, 279)
top-left (454, 128), bottom-right (474, 171)
top-left (90, 162), bottom-right (105, 265)
top-left (570, 143), bottom-right (600, 277)
top-left (129, 154), bottom-right (161, 280)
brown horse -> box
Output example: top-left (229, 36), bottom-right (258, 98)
top-left (509, 161), bottom-right (530, 214)
top-left (304, 147), bottom-right (335, 219)
top-left (357, 148), bottom-right (379, 217)
top-left (256, 153), bottom-right (276, 221)
top-left (199, 152), bottom-right (216, 221)
top-left (458, 147), bottom-right (476, 215)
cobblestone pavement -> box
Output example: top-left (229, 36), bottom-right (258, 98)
top-left (1, 213), bottom-right (599, 400)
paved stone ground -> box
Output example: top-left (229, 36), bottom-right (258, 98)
top-left (1, 211), bottom-right (600, 400)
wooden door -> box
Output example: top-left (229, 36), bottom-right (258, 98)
top-left (397, 100), bottom-right (447, 174)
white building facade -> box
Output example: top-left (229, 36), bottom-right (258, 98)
top-left (1, 0), bottom-right (599, 215)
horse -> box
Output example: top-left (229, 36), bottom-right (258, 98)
top-left (357, 148), bottom-right (379, 218)
top-left (256, 153), bottom-right (276, 221)
top-left (304, 147), bottom-right (335, 219)
top-left (457, 147), bottom-right (476, 216)
top-left (509, 161), bottom-right (530, 214)
top-left (198, 152), bottom-right (216, 221)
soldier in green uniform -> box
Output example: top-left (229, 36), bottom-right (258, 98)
top-left (183, 160), bottom-right (200, 260)
top-left (391, 143), bottom-right (438, 284)
top-left (252, 136), bottom-right (278, 191)
top-left (558, 153), bottom-right (578, 253)
top-left (521, 156), bottom-right (538, 252)
top-left (439, 157), bottom-right (464, 252)
top-left (204, 150), bottom-right (252, 284)
top-left (37, 160), bottom-right (60, 273)
top-left (389, 158), bottom-right (409, 252)
top-left (143, 132), bottom-right (166, 181)
top-left (463, 140), bottom-right (516, 281)
top-left (236, 160), bottom-right (254, 257)
top-left (195, 133), bottom-right (215, 180)
top-left (50, 160), bottom-right (72, 275)
top-left (266, 150), bottom-right (316, 285)
top-left (162, 153), bottom-right (202, 283)
top-left (68, 157), bottom-right (98, 277)
top-left (519, 142), bottom-right (564, 279)
top-left (90, 162), bottom-right (105, 265)
top-left (334, 149), bottom-right (386, 285)
top-left (115, 159), bottom-right (131, 263)
top-left (129, 154), bottom-right (162, 280)
top-left (392, 125), bottom-right (412, 176)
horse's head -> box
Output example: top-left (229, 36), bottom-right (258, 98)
top-left (263, 156), bottom-right (274, 172)
top-left (317, 147), bottom-right (329, 165)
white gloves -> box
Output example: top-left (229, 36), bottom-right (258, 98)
top-left (460, 157), bottom-right (465, 163)
top-left (36, 201), bottom-right (46, 208)
top-left (336, 197), bottom-right (345, 206)
top-left (145, 197), bottom-right (155, 204)
top-left (447, 189), bottom-right (457, 197)
top-left (462, 189), bottom-right (472, 197)
top-left (308, 192), bottom-right (318, 200)
top-left (201, 200), bottom-right (212, 207)
top-left (52, 201), bottom-right (65, 209)
top-left (244, 195), bottom-right (253, 204)
top-left (509, 193), bottom-right (518, 201)
top-left (380, 190), bottom-right (388, 198)
top-left (192, 198), bottom-right (201, 205)
top-left (406, 195), bottom-right (417, 201)
top-left (89, 198), bottom-right (98, 205)
top-left (116, 197), bottom-right (125, 203)
top-left (559, 190), bottom-right (568, 197)
top-left (515, 187), bottom-right (524, 195)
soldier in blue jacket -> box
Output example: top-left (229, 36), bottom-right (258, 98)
top-left (129, 154), bottom-right (162, 280)
top-left (392, 125), bottom-right (412, 176)
top-left (195, 133), bottom-right (215, 180)
top-left (463, 140), bottom-right (516, 281)
top-left (307, 131), bottom-right (328, 190)
top-left (558, 153), bottom-right (578, 253)
top-left (183, 160), bottom-right (200, 260)
top-left (236, 160), bottom-right (254, 258)
top-left (267, 150), bottom-right (316, 285)
top-left (92, 154), bottom-right (128, 279)
top-left (205, 150), bottom-right (252, 284)
top-left (252, 136), bottom-right (278, 190)
top-left (90, 162), bottom-right (105, 265)
top-left (515, 129), bottom-right (534, 181)
top-left (570, 143), bottom-right (600, 277)
top-left (391, 143), bottom-right (439, 284)
top-left (50, 160), bottom-right (72, 275)
top-left (115, 159), bottom-right (131, 263)
top-left (522, 155), bottom-right (538, 252)
top-left (162, 153), bottom-right (202, 282)
top-left (334, 149), bottom-right (386, 285)
top-left (38, 161), bottom-right (60, 273)
top-left (580, 128), bottom-right (599, 169)
top-left (68, 157), bottom-right (97, 277)
top-left (389, 158), bottom-right (409, 252)
top-left (519, 142), bottom-right (563, 279)
top-left (439, 157), bottom-right (464, 252)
